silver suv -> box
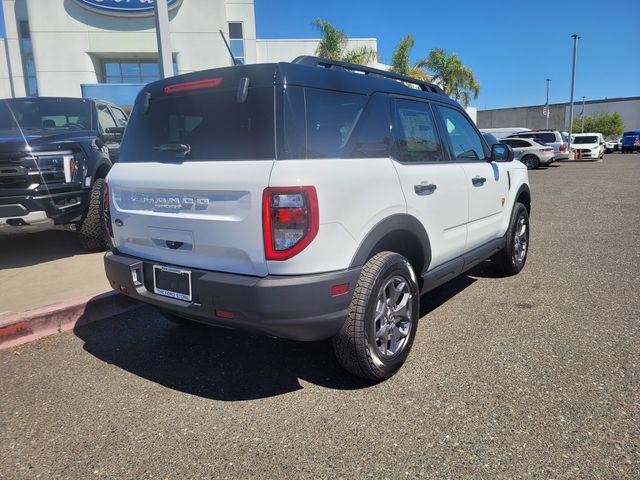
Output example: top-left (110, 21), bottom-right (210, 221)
top-left (508, 130), bottom-right (569, 160)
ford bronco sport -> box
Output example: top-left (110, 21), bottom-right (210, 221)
top-left (104, 57), bottom-right (531, 380)
top-left (0, 97), bottom-right (127, 249)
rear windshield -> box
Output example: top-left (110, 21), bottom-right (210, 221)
top-left (0, 98), bottom-right (93, 132)
top-left (573, 136), bottom-right (598, 144)
top-left (120, 86), bottom-right (275, 162)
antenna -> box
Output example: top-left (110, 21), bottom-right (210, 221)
top-left (219, 29), bottom-right (238, 66)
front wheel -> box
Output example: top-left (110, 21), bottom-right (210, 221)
top-left (521, 154), bottom-right (540, 170)
top-left (333, 252), bottom-right (420, 381)
top-left (77, 178), bottom-right (109, 251)
top-left (491, 202), bottom-right (529, 276)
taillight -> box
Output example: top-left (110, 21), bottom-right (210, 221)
top-left (560, 144), bottom-right (567, 152)
top-left (263, 186), bottom-right (319, 261)
top-left (104, 180), bottom-right (113, 238)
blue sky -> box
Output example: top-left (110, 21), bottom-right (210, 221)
top-left (254, 0), bottom-right (640, 109)
top-left (2, 1), bottom-right (638, 109)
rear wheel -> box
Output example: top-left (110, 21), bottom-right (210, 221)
top-left (521, 154), bottom-right (540, 170)
top-left (77, 178), bottom-right (109, 251)
top-left (492, 202), bottom-right (529, 276)
top-left (332, 252), bottom-right (420, 381)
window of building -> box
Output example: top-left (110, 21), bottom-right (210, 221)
top-left (18, 20), bottom-right (38, 96)
top-left (101, 59), bottom-right (178, 84)
top-left (392, 99), bottom-right (444, 163)
top-left (228, 22), bottom-right (245, 65)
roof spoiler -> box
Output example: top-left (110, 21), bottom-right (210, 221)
top-left (292, 55), bottom-right (446, 96)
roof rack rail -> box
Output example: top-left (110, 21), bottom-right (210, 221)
top-left (292, 55), bottom-right (446, 96)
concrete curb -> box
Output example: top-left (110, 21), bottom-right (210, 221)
top-left (0, 291), bottom-right (142, 350)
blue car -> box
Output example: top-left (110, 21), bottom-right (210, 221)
top-left (621, 131), bottom-right (640, 153)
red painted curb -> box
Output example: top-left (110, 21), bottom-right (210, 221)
top-left (0, 291), bottom-right (142, 350)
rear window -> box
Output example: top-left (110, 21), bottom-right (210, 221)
top-left (539, 132), bottom-right (557, 143)
top-left (120, 86), bottom-right (275, 162)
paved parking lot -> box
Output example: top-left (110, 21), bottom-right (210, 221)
top-left (1, 155), bottom-right (638, 479)
top-left (0, 230), bottom-right (110, 318)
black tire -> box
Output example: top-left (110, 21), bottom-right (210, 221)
top-left (491, 202), bottom-right (529, 276)
top-left (332, 252), bottom-right (420, 381)
top-left (521, 154), bottom-right (540, 170)
top-left (77, 178), bottom-right (109, 251)
top-left (156, 307), bottom-right (198, 327)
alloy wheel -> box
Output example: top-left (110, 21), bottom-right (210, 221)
top-left (373, 275), bottom-right (413, 358)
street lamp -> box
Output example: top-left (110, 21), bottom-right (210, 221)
top-left (567, 34), bottom-right (580, 156)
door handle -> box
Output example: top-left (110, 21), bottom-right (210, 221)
top-left (472, 176), bottom-right (487, 186)
top-left (414, 182), bottom-right (437, 195)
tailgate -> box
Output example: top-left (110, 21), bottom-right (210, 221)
top-left (108, 160), bottom-right (274, 277)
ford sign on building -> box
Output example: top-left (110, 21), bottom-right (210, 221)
top-left (72, 0), bottom-right (182, 17)
top-left (0, 0), bottom-right (378, 106)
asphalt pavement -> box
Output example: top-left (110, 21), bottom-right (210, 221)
top-left (1, 154), bottom-right (638, 479)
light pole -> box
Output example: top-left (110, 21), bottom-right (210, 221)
top-left (567, 34), bottom-right (580, 156)
top-left (154, 0), bottom-right (174, 79)
top-left (581, 96), bottom-right (586, 133)
top-left (545, 78), bottom-right (551, 129)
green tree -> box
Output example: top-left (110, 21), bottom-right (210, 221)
top-left (572, 112), bottom-right (625, 138)
top-left (389, 34), bottom-right (431, 82)
top-left (312, 19), bottom-right (377, 65)
top-left (418, 48), bottom-right (480, 107)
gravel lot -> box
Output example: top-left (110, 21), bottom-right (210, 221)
top-left (1, 154), bottom-right (638, 479)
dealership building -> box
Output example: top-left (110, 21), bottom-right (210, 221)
top-left (0, 0), bottom-right (378, 106)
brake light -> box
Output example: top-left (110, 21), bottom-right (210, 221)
top-left (104, 180), bottom-right (113, 238)
top-left (263, 186), bottom-right (319, 261)
top-left (560, 144), bottom-right (567, 152)
top-left (163, 77), bottom-right (222, 94)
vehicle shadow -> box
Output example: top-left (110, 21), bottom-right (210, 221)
top-left (74, 274), bottom-right (477, 401)
top-left (0, 230), bottom-right (95, 269)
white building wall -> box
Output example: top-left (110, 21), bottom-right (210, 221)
top-left (0, 38), bottom-right (12, 98)
top-left (564, 98), bottom-right (640, 132)
top-left (2, 0), bottom-right (27, 97)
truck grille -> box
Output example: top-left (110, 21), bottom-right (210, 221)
top-left (0, 154), bottom-right (67, 189)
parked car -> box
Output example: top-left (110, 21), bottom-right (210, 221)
top-left (621, 130), bottom-right (640, 153)
top-left (616, 137), bottom-right (623, 151)
top-left (507, 129), bottom-right (569, 160)
top-left (604, 139), bottom-right (617, 153)
top-left (104, 56), bottom-right (531, 380)
top-left (0, 97), bottom-right (128, 249)
top-left (571, 133), bottom-right (605, 159)
top-left (480, 127), bottom-right (530, 140)
top-left (501, 137), bottom-right (555, 169)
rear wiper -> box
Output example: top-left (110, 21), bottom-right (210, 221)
top-left (152, 143), bottom-right (191, 156)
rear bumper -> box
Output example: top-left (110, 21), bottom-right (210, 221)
top-left (104, 251), bottom-right (361, 341)
top-left (555, 152), bottom-right (570, 160)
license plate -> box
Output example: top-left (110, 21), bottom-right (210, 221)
top-left (153, 265), bottom-right (192, 302)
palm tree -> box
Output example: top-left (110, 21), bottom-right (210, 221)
top-left (418, 48), bottom-right (479, 107)
top-left (312, 19), bottom-right (377, 66)
top-left (389, 34), bottom-right (431, 82)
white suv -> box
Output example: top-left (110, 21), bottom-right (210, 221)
top-left (104, 57), bottom-right (531, 380)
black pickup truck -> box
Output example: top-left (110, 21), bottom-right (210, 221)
top-left (0, 97), bottom-right (127, 249)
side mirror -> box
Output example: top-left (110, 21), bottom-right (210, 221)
top-left (491, 143), bottom-right (513, 162)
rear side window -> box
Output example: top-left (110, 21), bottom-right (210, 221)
top-left (305, 89), bottom-right (367, 158)
top-left (392, 98), bottom-right (444, 162)
top-left (281, 87), bottom-right (388, 159)
top-left (539, 132), bottom-right (557, 143)
top-left (503, 139), bottom-right (529, 148)
top-left (120, 86), bottom-right (275, 162)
